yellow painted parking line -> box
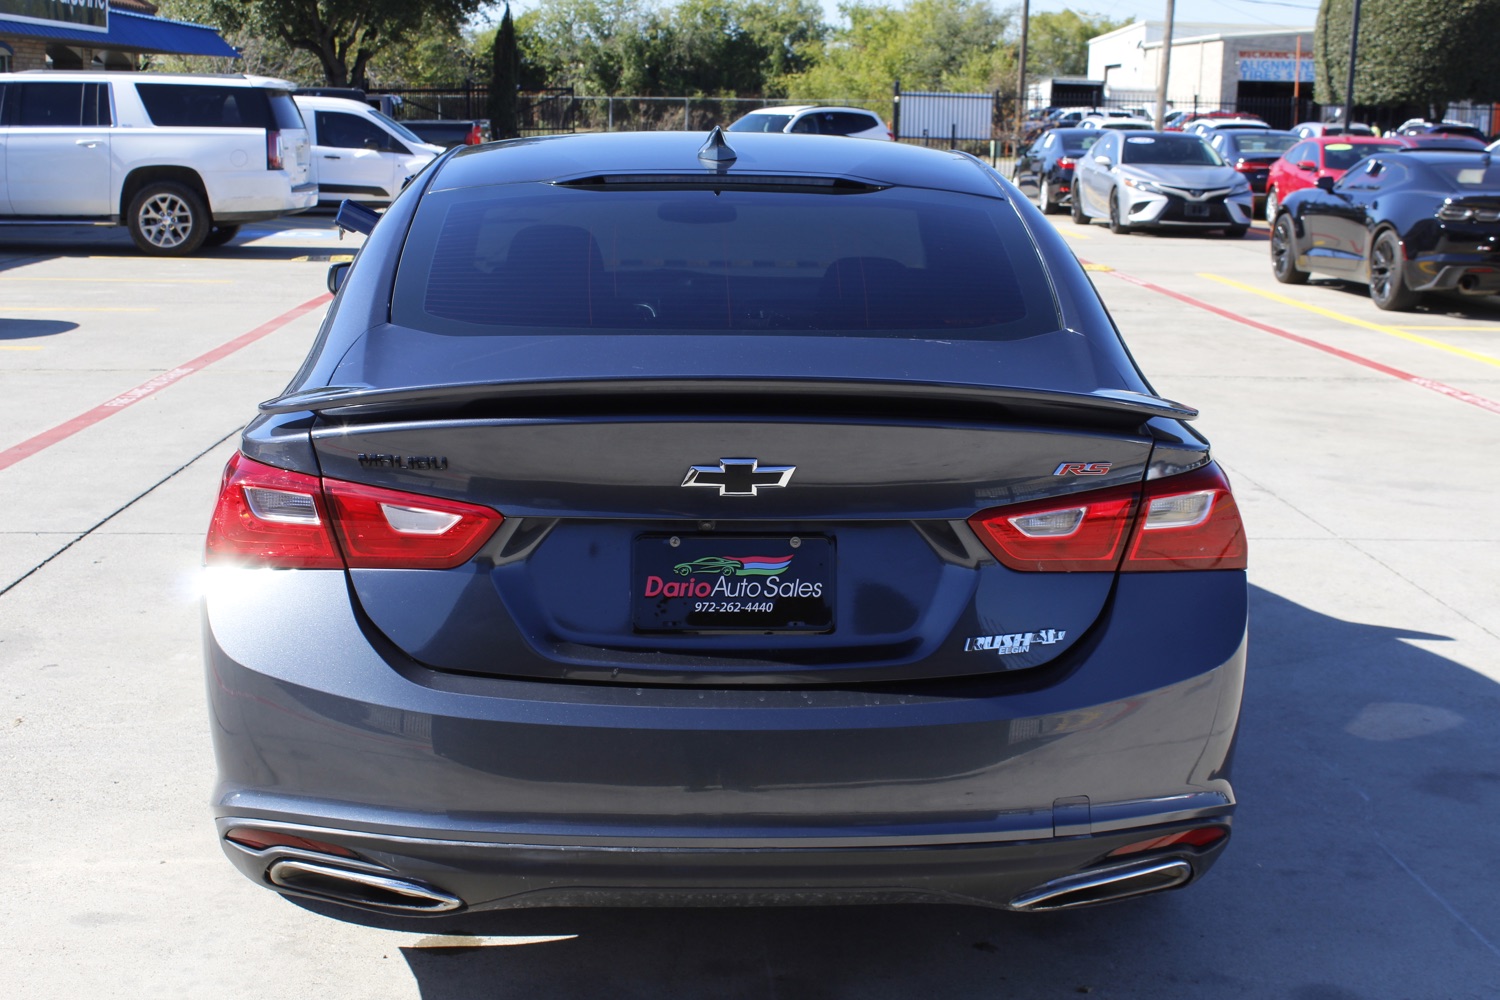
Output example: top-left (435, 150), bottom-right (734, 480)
top-left (1057, 228), bottom-right (1093, 240)
top-left (1082, 263), bottom-right (1113, 272)
top-left (1197, 273), bottom-right (1500, 370)
top-left (0, 277), bottom-right (232, 284)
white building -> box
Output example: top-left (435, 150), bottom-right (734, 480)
top-left (1087, 21), bottom-right (1315, 128)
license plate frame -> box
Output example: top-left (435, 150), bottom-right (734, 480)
top-left (1184, 202), bottom-right (1210, 218)
top-left (632, 535), bottom-right (834, 633)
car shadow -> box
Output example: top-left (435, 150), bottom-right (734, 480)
top-left (283, 584), bottom-right (1500, 998)
top-left (1309, 277), bottom-right (1500, 319)
top-left (0, 318), bottom-right (76, 339)
top-left (0, 217), bottom-right (354, 263)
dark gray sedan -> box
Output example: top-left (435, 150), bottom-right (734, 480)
top-left (204, 130), bottom-right (1248, 917)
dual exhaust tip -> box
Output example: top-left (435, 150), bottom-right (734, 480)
top-left (261, 851), bottom-right (1191, 916)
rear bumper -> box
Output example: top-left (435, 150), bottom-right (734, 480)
top-left (204, 567), bottom-right (1245, 912)
top-left (1406, 256), bottom-right (1500, 294)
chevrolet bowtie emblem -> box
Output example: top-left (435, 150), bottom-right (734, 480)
top-left (682, 458), bottom-right (795, 496)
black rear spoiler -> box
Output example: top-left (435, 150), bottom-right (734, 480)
top-left (261, 378), bottom-right (1196, 423)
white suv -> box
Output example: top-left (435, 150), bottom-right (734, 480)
top-left (293, 94), bottom-right (442, 205)
top-left (0, 71), bottom-right (316, 255)
top-left (726, 106), bottom-right (893, 140)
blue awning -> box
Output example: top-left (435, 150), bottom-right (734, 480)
top-left (0, 9), bottom-right (239, 58)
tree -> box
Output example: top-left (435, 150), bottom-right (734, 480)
top-left (1315, 0), bottom-right (1500, 118)
top-left (188, 0), bottom-right (485, 88)
top-left (488, 5), bottom-right (521, 138)
top-left (1024, 10), bottom-right (1128, 78)
top-left (784, 0), bottom-right (1015, 106)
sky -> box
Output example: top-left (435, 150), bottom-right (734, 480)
top-left (481, 0), bottom-right (1321, 30)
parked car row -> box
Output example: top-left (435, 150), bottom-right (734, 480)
top-left (0, 72), bottom-right (451, 255)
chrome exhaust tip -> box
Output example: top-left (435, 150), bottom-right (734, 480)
top-left (1010, 858), bottom-right (1192, 912)
top-left (267, 859), bottom-right (463, 914)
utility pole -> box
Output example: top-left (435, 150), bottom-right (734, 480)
top-left (1154, 0), bottom-right (1176, 130)
top-left (1017, 0), bottom-right (1031, 140)
top-left (1340, 0), bottom-right (1364, 134)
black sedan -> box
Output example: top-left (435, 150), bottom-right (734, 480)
top-left (1271, 148), bottom-right (1500, 310)
top-left (1012, 126), bottom-right (1100, 213)
top-left (204, 129), bottom-right (1247, 918)
top-left (1205, 128), bottom-right (1297, 216)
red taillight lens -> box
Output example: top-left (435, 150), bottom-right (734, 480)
top-left (968, 483), bottom-right (1140, 572)
top-left (324, 479), bottom-right (502, 569)
top-left (1058, 156), bottom-right (1076, 169)
top-left (206, 454), bottom-right (341, 568)
top-left (205, 454), bottom-right (503, 570)
top-left (1123, 463), bottom-right (1247, 571)
top-left (266, 129), bottom-right (284, 170)
top-left (967, 463), bottom-right (1246, 573)
top-left (225, 827), bottom-right (358, 858)
top-left (1107, 825), bottom-right (1228, 858)
top-left (466, 124), bottom-right (483, 145)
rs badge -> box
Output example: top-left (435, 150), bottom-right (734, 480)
top-left (1054, 462), bottom-right (1111, 476)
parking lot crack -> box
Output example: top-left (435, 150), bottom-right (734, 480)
top-left (0, 427), bottom-right (240, 600)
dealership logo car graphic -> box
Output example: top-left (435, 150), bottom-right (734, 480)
top-left (673, 555), bottom-right (794, 577)
top-left (965, 629), bottom-right (1068, 655)
top-left (681, 458), bottom-right (795, 496)
top-left (1053, 462), bottom-right (1111, 476)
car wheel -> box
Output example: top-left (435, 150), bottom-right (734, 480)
top-left (1038, 179), bottom-right (1057, 215)
top-left (1071, 186), bottom-right (1088, 225)
top-left (1369, 229), bottom-right (1419, 311)
top-left (1264, 187), bottom-right (1278, 222)
top-left (1270, 214), bottom-right (1310, 284)
top-left (127, 182), bottom-right (209, 256)
top-left (1222, 225), bottom-right (1248, 238)
top-left (1108, 190), bottom-right (1129, 234)
top-left (203, 224), bottom-right (241, 248)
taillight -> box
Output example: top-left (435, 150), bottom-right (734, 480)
top-left (266, 129), bottom-right (284, 170)
top-left (324, 479), bottom-right (502, 569)
top-left (969, 482), bottom-right (1139, 572)
top-left (1123, 463), bottom-right (1247, 571)
top-left (206, 454), bottom-right (340, 568)
top-left (1107, 825), bottom-right (1228, 858)
top-left (967, 463), bottom-right (1246, 573)
top-left (205, 454), bottom-right (503, 569)
top-left (466, 123), bottom-right (483, 145)
top-left (1058, 156), bottom-right (1075, 169)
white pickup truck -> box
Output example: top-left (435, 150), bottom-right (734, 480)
top-left (0, 71), bottom-right (316, 255)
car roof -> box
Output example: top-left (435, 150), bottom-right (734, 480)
top-left (740, 106), bottom-right (874, 117)
top-left (0, 70), bottom-right (296, 89)
top-left (431, 130), bottom-right (999, 198)
top-left (1305, 134), bottom-right (1403, 145)
top-left (293, 94), bottom-right (377, 112)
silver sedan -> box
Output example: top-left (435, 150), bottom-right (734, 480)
top-left (1071, 131), bottom-right (1254, 237)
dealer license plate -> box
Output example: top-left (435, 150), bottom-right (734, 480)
top-left (632, 535), bottom-right (834, 632)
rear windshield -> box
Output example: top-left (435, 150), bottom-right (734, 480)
top-left (268, 90), bottom-right (305, 130)
top-left (1121, 135), bottom-right (1223, 166)
top-left (1323, 142), bottom-right (1404, 170)
top-left (393, 183), bottom-right (1060, 340)
top-left (1231, 134), bottom-right (1296, 154)
top-left (137, 84), bottom-right (274, 129)
top-left (727, 114), bottom-right (793, 133)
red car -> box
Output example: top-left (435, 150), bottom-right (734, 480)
top-left (1265, 135), bottom-right (1410, 219)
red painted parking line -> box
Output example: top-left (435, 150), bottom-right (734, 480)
top-left (1091, 264), bottom-right (1500, 417)
top-left (0, 294), bottom-right (332, 473)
